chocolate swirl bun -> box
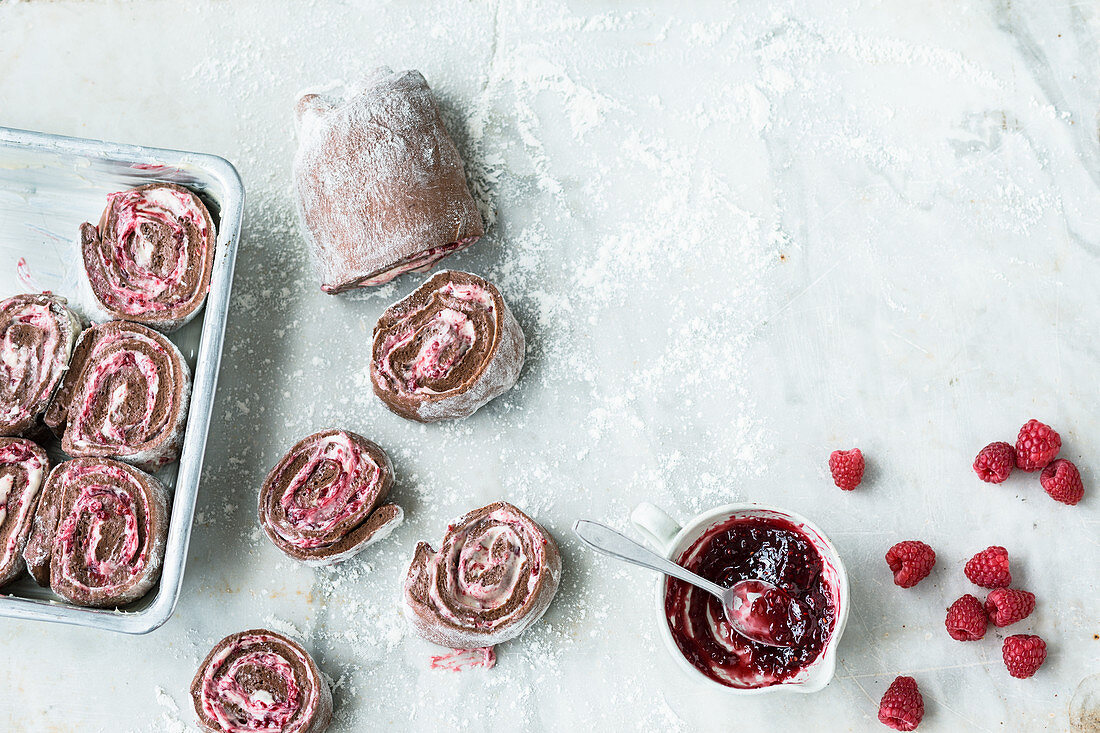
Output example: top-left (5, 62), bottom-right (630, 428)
top-left (371, 271), bottom-right (524, 422)
top-left (0, 294), bottom-right (83, 436)
top-left (22, 457), bottom-right (169, 607)
top-left (259, 430), bottom-right (402, 565)
top-left (403, 502), bottom-right (561, 648)
top-left (44, 321), bottom-right (191, 472)
top-left (293, 67), bottom-right (483, 293)
top-left (80, 182), bottom-right (217, 331)
top-left (0, 438), bottom-right (49, 587)
top-left (191, 629), bottom-right (333, 733)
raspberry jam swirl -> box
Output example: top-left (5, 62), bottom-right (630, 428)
top-left (403, 502), bottom-right (562, 648)
top-left (376, 280), bottom-right (494, 395)
top-left (371, 271), bottom-right (525, 422)
top-left (0, 438), bottom-right (48, 587)
top-left (259, 430), bottom-right (402, 565)
top-left (357, 239), bottom-right (476, 288)
top-left (664, 514), bottom-right (839, 689)
top-left (0, 294), bottom-right (82, 436)
top-left (46, 321), bottom-right (190, 472)
top-left (55, 483), bottom-right (142, 590)
top-left (22, 458), bottom-right (168, 607)
top-left (70, 345), bottom-right (161, 448)
top-left (80, 182), bottom-right (216, 331)
top-left (191, 630), bottom-right (332, 733)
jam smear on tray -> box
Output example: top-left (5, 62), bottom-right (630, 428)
top-left (664, 514), bottom-right (837, 688)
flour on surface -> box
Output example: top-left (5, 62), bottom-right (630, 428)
top-left (0, 0), bottom-right (1094, 730)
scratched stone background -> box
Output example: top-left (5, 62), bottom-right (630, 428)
top-left (0, 1), bottom-right (1098, 731)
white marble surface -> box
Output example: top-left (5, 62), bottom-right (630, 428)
top-left (1, 1), bottom-right (1099, 731)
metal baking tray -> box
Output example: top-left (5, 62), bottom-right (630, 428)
top-left (0, 126), bottom-right (242, 633)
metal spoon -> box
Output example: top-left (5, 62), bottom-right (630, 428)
top-left (573, 519), bottom-right (806, 648)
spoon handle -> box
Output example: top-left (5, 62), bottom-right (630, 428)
top-left (572, 519), bottom-right (729, 599)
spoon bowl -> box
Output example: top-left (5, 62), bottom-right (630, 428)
top-left (572, 519), bottom-right (800, 648)
top-left (631, 502), bottom-right (849, 695)
top-left (724, 579), bottom-right (810, 648)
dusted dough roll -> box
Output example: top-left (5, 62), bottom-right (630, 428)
top-left (191, 629), bottom-right (333, 733)
top-left (0, 438), bottom-right (50, 587)
top-left (293, 67), bottom-right (483, 293)
top-left (371, 271), bottom-right (524, 422)
top-left (44, 321), bottom-right (191, 472)
top-left (259, 429), bottom-right (403, 565)
top-left (23, 457), bottom-right (169, 607)
top-left (0, 293), bottom-right (83, 437)
top-left (80, 182), bottom-right (216, 332)
top-left (403, 502), bottom-right (561, 649)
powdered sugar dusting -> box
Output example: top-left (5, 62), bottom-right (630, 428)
top-left (153, 687), bottom-right (193, 733)
top-left (262, 614), bottom-right (303, 641)
top-left (21, 4), bottom-right (763, 728)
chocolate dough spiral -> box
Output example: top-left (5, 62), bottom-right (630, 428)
top-left (44, 321), bottom-right (191, 472)
top-left (0, 294), bottom-right (83, 436)
top-left (371, 271), bottom-right (524, 422)
top-left (22, 457), bottom-right (169, 607)
top-left (402, 502), bottom-right (561, 648)
top-left (191, 629), bottom-right (333, 733)
top-left (0, 438), bottom-right (50, 587)
top-left (80, 182), bottom-right (216, 331)
top-left (259, 430), bottom-right (402, 566)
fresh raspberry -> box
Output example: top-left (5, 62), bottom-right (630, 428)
top-left (984, 588), bottom-right (1036, 627)
top-left (964, 546), bottom-right (1011, 589)
top-left (829, 448), bottom-right (864, 491)
top-left (877, 675), bottom-right (924, 731)
top-left (973, 442), bottom-right (1015, 483)
top-left (1002, 634), bottom-right (1047, 679)
top-left (945, 594), bottom-right (987, 641)
top-left (1015, 419), bottom-right (1061, 471)
top-left (1040, 459), bottom-right (1084, 506)
top-left (885, 541), bottom-right (936, 588)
